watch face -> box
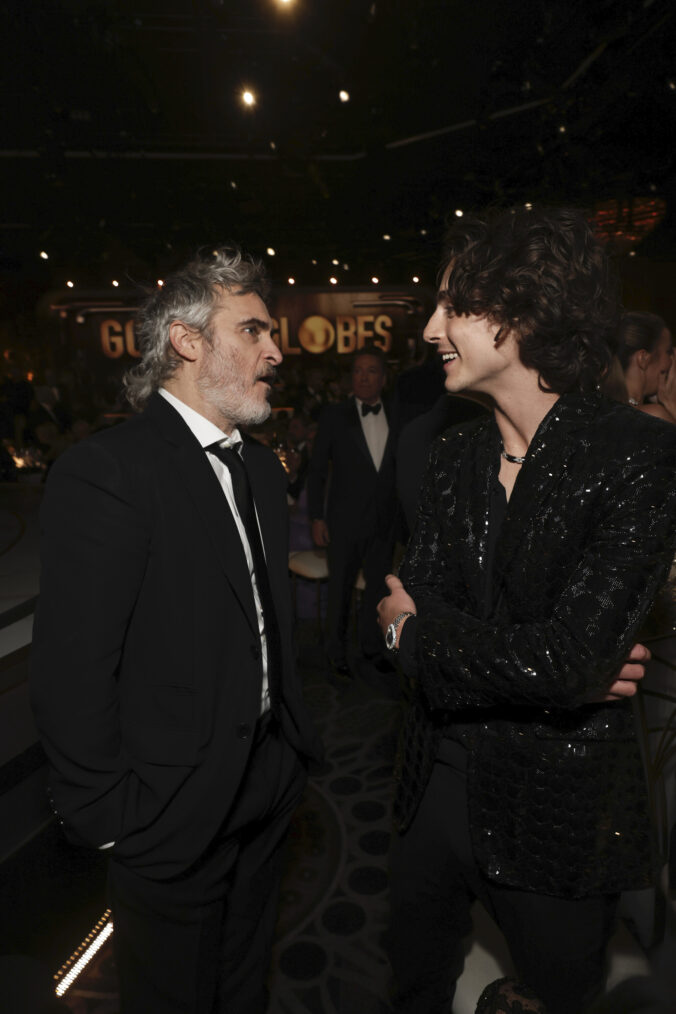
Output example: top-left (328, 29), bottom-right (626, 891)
top-left (386, 624), bottom-right (396, 650)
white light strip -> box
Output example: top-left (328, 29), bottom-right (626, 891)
top-left (54, 911), bottom-right (114, 997)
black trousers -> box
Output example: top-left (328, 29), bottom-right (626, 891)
top-left (107, 722), bottom-right (306, 1014)
top-left (326, 523), bottom-right (394, 663)
top-left (388, 755), bottom-right (619, 1014)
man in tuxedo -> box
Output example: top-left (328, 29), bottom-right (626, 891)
top-left (31, 247), bottom-right (320, 1014)
top-left (378, 208), bottom-right (676, 1013)
top-left (308, 348), bottom-right (398, 675)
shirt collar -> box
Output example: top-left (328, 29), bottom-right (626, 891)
top-left (159, 388), bottom-right (242, 449)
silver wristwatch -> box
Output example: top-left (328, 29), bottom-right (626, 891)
top-left (385, 611), bottom-right (415, 653)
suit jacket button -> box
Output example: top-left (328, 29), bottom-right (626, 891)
top-left (237, 723), bottom-right (252, 739)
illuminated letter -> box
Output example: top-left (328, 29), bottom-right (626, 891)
top-left (374, 314), bottom-right (393, 352)
top-left (356, 315), bottom-right (375, 349)
top-left (277, 317), bottom-right (301, 355)
top-left (336, 315), bottom-right (357, 354)
top-left (125, 319), bottom-right (141, 358)
top-left (100, 320), bottom-right (125, 359)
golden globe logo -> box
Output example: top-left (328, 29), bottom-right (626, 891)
top-left (297, 315), bottom-right (336, 353)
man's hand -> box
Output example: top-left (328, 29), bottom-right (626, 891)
top-left (603, 642), bottom-right (651, 700)
top-left (311, 519), bottom-right (330, 547)
top-left (377, 574), bottom-right (417, 638)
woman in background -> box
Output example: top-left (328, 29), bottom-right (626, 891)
top-left (617, 311), bottom-right (675, 422)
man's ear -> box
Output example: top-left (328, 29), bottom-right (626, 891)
top-left (168, 320), bottom-right (203, 362)
top-left (635, 348), bottom-right (650, 372)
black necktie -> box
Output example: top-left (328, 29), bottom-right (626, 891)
top-left (361, 402), bottom-right (382, 417)
top-left (208, 441), bottom-right (281, 717)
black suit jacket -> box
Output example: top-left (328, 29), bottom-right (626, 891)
top-left (31, 393), bottom-right (320, 878)
top-left (396, 393), bottom-right (676, 897)
top-left (307, 396), bottom-right (398, 536)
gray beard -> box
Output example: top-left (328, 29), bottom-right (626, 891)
top-left (198, 345), bottom-right (273, 429)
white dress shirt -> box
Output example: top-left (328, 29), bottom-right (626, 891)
top-left (355, 397), bottom-right (389, 471)
top-left (159, 388), bottom-right (270, 716)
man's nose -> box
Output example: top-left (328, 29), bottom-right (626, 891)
top-left (264, 335), bottom-right (283, 364)
top-left (423, 309), bottom-right (444, 345)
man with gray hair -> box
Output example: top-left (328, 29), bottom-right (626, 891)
top-left (31, 247), bottom-right (321, 1013)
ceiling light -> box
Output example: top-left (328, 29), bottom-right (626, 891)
top-left (267, 247), bottom-right (276, 256)
top-left (288, 277), bottom-right (295, 285)
top-left (157, 279), bottom-right (164, 286)
top-left (230, 180), bottom-right (237, 189)
top-left (558, 124), bottom-right (567, 134)
top-left (269, 141), bottom-right (276, 150)
top-left (66, 280), bottom-right (74, 288)
top-left (339, 90), bottom-right (350, 103)
top-left (112, 280), bottom-right (119, 287)
top-left (39, 250), bottom-right (49, 259)
top-left (371, 276), bottom-right (379, 284)
top-left (419, 228), bottom-right (427, 236)
top-left (342, 263), bottom-right (349, 270)
top-left (455, 209), bottom-right (463, 217)
top-left (331, 258), bottom-right (339, 265)
top-left (383, 233), bottom-right (391, 241)
top-left (242, 90), bottom-right (256, 107)
top-left (524, 202), bottom-right (533, 210)
top-left (412, 276), bottom-right (420, 283)
top-left (329, 277), bottom-right (338, 285)
top-left (311, 258), bottom-right (317, 265)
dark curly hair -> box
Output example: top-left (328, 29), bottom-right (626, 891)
top-left (442, 207), bottom-right (620, 393)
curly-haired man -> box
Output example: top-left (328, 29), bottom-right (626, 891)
top-left (378, 207), bottom-right (676, 1013)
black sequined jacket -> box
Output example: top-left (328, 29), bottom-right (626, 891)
top-left (396, 393), bottom-right (676, 898)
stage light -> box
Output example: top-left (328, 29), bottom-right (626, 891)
top-left (339, 90), bottom-right (350, 103)
top-left (66, 280), bottom-right (74, 288)
top-left (455, 209), bottom-right (463, 217)
top-left (112, 280), bottom-right (119, 287)
top-left (288, 277), bottom-right (295, 285)
top-left (329, 277), bottom-right (338, 285)
top-left (267, 247), bottom-right (276, 256)
top-left (242, 90), bottom-right (256, 107)
top-left (371, 276), bottom-right (379, 284)
top-left (40, 250), bottom-right (49, 259)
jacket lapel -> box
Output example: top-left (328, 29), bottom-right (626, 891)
top-left (495, 394), bottom-right (601, 580)
top-left (144, 394), bottom-right (260, 639)
top-left (346, 398), bottom-right (374, 468)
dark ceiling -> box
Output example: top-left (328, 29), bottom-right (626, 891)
top-left (2, 0), bottom-right (676, 296)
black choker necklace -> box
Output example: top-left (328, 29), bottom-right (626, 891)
top-left (500, 444), bottom-right (526, 465)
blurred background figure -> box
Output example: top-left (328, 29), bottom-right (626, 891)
top-left (615, 311), bottom-right (675, 422)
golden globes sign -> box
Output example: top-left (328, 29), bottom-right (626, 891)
top-left (51, 286), bottom-right (429, 380)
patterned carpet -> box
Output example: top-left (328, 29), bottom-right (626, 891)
top-left (56, 628), bottom-right (403, 1013)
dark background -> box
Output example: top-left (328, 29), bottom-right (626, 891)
top-left (2, 0), bottom-right (675, 346)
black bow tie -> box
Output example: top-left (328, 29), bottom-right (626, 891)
top-left (361, 402), bottom-right (382, 417)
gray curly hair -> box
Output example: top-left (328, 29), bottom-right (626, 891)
top-left (123, 246), bottom-right (270, 411)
